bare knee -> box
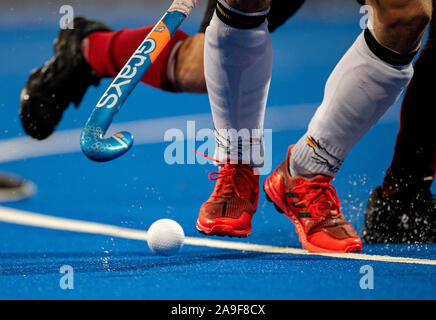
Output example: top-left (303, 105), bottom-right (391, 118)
top-left (380, 0), bottom-right (432, 33)
top-left (368, 0), bottom-right (432, 52)
top-left (225, 0), bottom-right (271, 13)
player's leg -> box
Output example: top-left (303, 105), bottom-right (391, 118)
top-left (291, 0), bottom-right (431, 178)
top-left (20, 16), bottom-right (197, 140)
top-left (194, 0), bottom-right (304, 237)
top-left (264, 0), bottom-right (432, 252)
top-left (195, 0), bottom-right (304, 237)
top-left (196, 0), bottom-right (273, 237)
top-left (363, 3), bottom-right (436, 243)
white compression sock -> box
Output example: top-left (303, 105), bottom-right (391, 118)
top-left (204, 2), bottom-right (272, 167)
top-left (290, 31), bottom-right (414, 178)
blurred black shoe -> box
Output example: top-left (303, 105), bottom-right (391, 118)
top-left (362, 178), bottom-right (435, 243)
top-left (20, 16), bottom-right (112, 140)
top-left (0, 173), bottom-right (36, 202)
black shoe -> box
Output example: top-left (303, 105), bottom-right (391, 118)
top-left (20, 16), bottom-right (113, 140)
top-left (362, 184), bottom-right (436, 243)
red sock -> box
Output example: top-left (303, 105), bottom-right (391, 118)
top-left (382, 34), bottom-right (436, 194)
top-left (83, 26), bottom-right (189, 92)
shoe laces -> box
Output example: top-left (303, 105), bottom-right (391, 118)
top-left (209, 165), bottom-right (257, 199)
top-left (292, 179), bottom-right (341, 219)
top-left (194, 150), bottom-right (257, 199)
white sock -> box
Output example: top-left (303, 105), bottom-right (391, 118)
top-left (290, 31), bottom-right (414, 178)
top-left (204, 5), bottom-right (272, 167)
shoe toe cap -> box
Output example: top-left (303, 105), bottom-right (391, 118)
top-left (306, 231), bottom-right (362, 253)
top-left (20, 87), bottom-right (61, 140)
top-left (198, 206), bottom-right (253, 230)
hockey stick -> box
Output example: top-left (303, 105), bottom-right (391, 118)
top-left (80, 0), bottom-right (198, 162)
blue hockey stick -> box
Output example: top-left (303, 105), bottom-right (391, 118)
top-left (81, 0), bottom-right (198, 162)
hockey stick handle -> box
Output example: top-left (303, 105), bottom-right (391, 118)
top-left (80, 0), bottom-right (198, 162)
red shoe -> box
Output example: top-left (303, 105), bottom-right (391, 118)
top-left (197, 163), bottom-right (259, 238)
top-left (264, 146), bottom-right (362, 253)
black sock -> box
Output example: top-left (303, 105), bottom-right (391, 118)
top-left (364, 28), bottom-right (418, 66)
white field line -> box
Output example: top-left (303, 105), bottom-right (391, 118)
top-left (0, 206), bottom-right (434, 266)
top-left (0, 102), bottom-right (401, 163)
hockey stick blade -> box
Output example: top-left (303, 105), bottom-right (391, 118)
top-left (80, 0), bottom-right (198, 162)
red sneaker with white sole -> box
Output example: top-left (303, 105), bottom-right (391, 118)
top-left (197, 163), bottom-right (259, 238)
top-left (264, 146), bottom-right (362, 253)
